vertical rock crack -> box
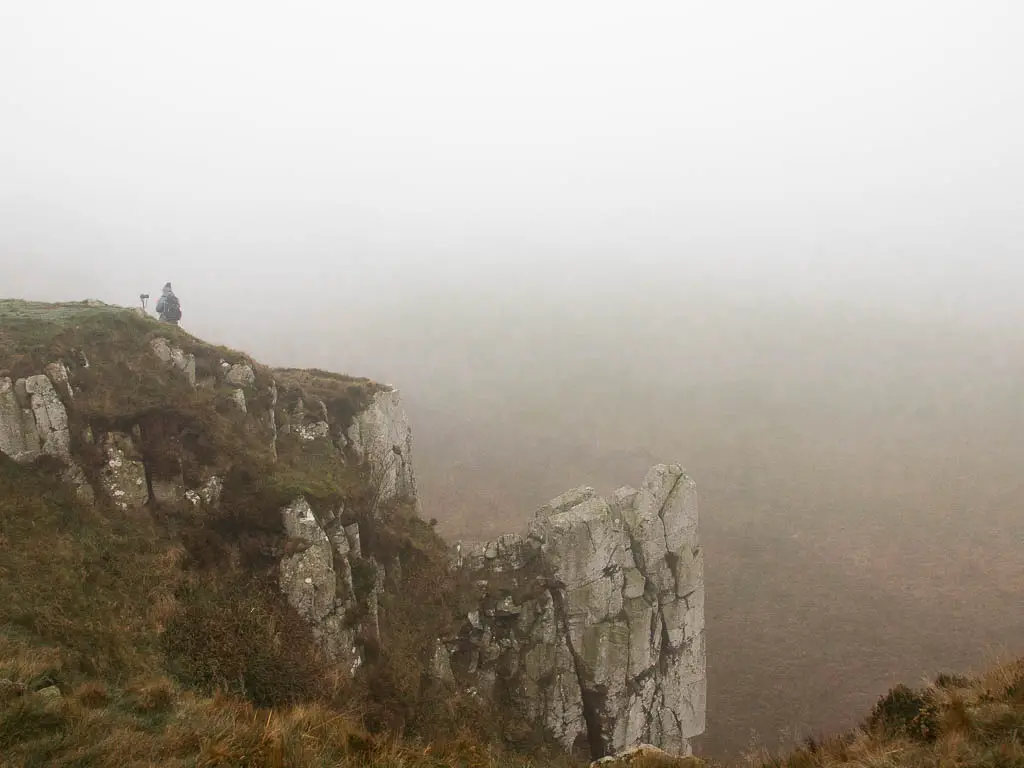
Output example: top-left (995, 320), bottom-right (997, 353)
top-left (548, 584), bottom-right (606, 759)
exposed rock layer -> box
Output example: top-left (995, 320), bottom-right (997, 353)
top-left (0, 338), bottom-right (413, 516)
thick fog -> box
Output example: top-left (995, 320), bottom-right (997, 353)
top-left (4, 0), bottom-right (1024, 322)
top-left (3, 0), bottom-right (1023, 757)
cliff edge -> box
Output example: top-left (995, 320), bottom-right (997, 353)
top-left (0, 299), bottom-right (704, 762)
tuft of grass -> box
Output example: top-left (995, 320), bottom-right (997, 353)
top-left (936, 673), bottom-right (973, 690)
top-left (124, 678), bottom-right (175, 715)
top-left (865, 683), bottom-right (941, 742)
top-left (73, 681), bottom-right (110, 710)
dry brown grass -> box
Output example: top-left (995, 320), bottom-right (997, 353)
top-left (72, 681), bottom-right (110, 710)
top-left (732, 658), bottom-right (1024, 768)
top-left (5, 652), bottom-right (1018, 767)
top-left (0, 456), bottom-right (183, 684)
top-left (0, 673), bottom-right (580, 768)
top-left (161, 569), bottom-right (330, 708)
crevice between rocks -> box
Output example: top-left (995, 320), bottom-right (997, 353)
top-left (548, 584), bottom-right (606, 760)
top-left (656, 472), bottom-right (686, 596)
top-left (141, 454), bottom-right (155, 506)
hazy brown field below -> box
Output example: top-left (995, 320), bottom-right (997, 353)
top-left (250, 285), bottom-right (1024, 760)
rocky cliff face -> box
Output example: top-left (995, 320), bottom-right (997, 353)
top-left (450, 465), bottom-right (706, 758)
top-left (0, 301), bottom-right (703, 760)
top-left (278, 496), bottom-right (377, 674)
top-left (346, 389), bottom-right (418, 506)
top-left (0, 330), bottom-right (411, 515)
top-left (0, 310), bottom-right (418, 685)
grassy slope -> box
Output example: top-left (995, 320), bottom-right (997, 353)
top-left (0, 301), bottom-right (1020, 767)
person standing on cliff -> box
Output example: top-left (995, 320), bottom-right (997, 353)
top-left (155, 282), bottom-right (182, 325)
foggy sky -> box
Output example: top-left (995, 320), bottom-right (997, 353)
top-left (2, 0), bottom-right (1023, 350)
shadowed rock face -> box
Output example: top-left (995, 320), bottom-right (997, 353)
top-left (451, 464), bottom-right (705, 759)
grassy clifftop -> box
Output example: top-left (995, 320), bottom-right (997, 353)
top-left (0, 298), bottom-right (378, 434)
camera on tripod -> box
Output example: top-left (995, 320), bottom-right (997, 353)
top-left (140, 293), bottom-right (150, 311)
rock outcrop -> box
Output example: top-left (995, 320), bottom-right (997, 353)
top-left (99, 431), bottom-right (149, 510)
top-left (592, 744), bottom-right (701, 768)
top-left (260, 386), bottom-right (420, 672)
top-left (0, 377), bottom-right (41, 462)
top-left (0, 371), bottom-right (93, 502)
top-left (24, 374), bottom-right (73, 460)
top-left (346, 388), bottom-right (417, 507)
top-left (0, 303), bottom-right (705, 763)
top-left (277, 497), bottom-right (387, 671)
top-left (272, 380), bottom-right (417, 514)
top-left (149, 338), bottom-right (196, 387)
top-left (451, 465), bottom-right (705, 758)
top-left (0, 336), bottom-right (416, 517)
top-left (224, 362), bottom-right (256, 388)
top-left (0, 374), bottom-right (71, 462)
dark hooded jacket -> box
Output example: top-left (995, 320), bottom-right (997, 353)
top-left (155, 284), bottom-right (180, 324)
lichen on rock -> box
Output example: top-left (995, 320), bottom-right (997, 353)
top-left (230, 388), bottom-right (248, 414)
top-left (224, 362), bottom-right (256, 388)
top-left (100, 432), bottom-right (149, 509)
top-left (280, 497), bottom-right (338, 622)
top-left (277, 497), bottom-right (368, 670)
